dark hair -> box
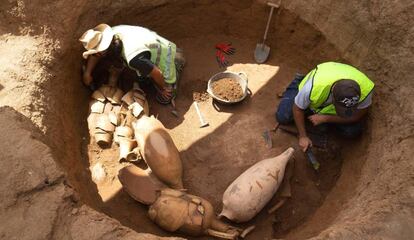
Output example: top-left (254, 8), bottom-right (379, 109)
top-left (107, 34), bottom-right (123, 57)
top-left (106, 34), bottom-right (124, 68)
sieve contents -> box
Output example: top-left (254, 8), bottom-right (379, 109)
top-left (211, 78), bottom-right (243, 101)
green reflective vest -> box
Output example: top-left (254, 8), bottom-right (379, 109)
top-left (112, 25), bottom-right (177, 84)
top-left (298, 62), bottom-right (374, 115)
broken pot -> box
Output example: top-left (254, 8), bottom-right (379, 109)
top-left (148, 188), bottom-right (244, 239)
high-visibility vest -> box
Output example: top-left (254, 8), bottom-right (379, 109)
top-left (112, 25), bottom-right (177, 84)
top-left (298, 62), bottom-right (374, 115)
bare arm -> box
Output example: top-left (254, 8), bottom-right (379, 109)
top-left (293, 104), bottom-right (307, 137)
top-left (83, 55), bottom-right (101, 86)
top-left (323, 108), bottom-right (367, 123)
top-left (308, 108), bottom-right (368, 126)
top-left (149, 66), bottom-right (173, 99)
top-left (293, 104), bottom-right (312, 152)
top-left (149, 66), bottom-right (166, 89)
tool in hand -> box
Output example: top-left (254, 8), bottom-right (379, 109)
top-left (215, 49), bottom-right (229, 68)
top-left (277, 125), bottom-right (328, 149)
top-left (270, 123), bottom-right (321, 170)
top-left (215, 43), bottom-right (236, 55)
top-left (305, 147), bottom-right (320, 171)
top-left (254, 1), bottom-right (281, 63)
top-left (170, 99), bottom-right (178, 117)
top-left (193, 101), bottom-right (209, 128)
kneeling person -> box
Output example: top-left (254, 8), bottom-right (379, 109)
top-left (80, 23), bottom-right (185, 104)
top-left (275, 62), bottom-right (375, 152)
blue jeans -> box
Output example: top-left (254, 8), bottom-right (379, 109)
top-left (275, 74), bottom-right (363, 138)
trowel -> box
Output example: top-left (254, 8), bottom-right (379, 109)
top-left (305, 147), bottom-right (320, 171)
top-left (254, 1), bottom-right (281, 63)
top-left (270, 124), bottom-right (323, 171)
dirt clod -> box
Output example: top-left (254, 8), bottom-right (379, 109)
top-left (211, 78), bottom-right (243, 101)
top-left (192, 92), bottom-right (210, 102)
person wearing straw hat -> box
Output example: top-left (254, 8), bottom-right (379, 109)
top-left (79, 23), bottom-right (185, 104)
top-left (275, 62), bottom-right (375, 152)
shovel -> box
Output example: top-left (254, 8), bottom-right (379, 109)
top-left (254, 1), bottom-right (280, 63)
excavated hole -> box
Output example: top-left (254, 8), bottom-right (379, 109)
top-left (68, 2), bottom-right (369, 239)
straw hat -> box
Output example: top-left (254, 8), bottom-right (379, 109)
top-left (79, 23), bottom-right (114, 59)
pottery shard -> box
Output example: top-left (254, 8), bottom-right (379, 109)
top-left (118, 138), bottom-right (138, 162)
top-left (99, 85), bottom-right (115, 100)
top-left (96, 114), bottom-right (115, 132)
top-left (148, 189), bottom-right (214, 236)
top-left (129, 102), bottom-right (144, 117)
top-left (103, 102), bottom-right (113, 114)
top-left (107, 88), bottom-right (124, 105)
top-left (91, 90), bottom-right (106, 102)
top-left (90, 100), bottom-right (105, 113)
top-left (121, 91), bottom-right (134, 106)
top-left (87, 113), bottom-right (99, 134)
top-left (108, 111), bottom-right (120, 126)
top-left (115, 126), bottom-right (134, 138)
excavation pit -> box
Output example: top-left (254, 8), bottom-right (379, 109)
top-left (81, 3), bottom-right (344, 239)
top-left (0, 1), bottom-right (412, 240)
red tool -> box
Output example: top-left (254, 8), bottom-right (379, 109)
top-left (215, 50), bottom-right (229, 68)
top-left (215, 43), bottom-right (236, 55)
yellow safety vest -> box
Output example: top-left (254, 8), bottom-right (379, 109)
top-left (112, 25), bottom-right (177, 84)
top-left (298, 62), bottom-right (374, 115)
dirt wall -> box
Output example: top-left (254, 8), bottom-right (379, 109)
top-left (282, 0), bottom-right (414, 239)
top-left (0, 107), bottom-right (179, 240)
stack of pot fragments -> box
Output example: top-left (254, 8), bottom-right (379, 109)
top-left (87, 68), bottom-right (295, 239)
top-left (87, 67), bottom-right (149, 162)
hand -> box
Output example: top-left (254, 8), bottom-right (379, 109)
top-left (308, 114), bottom-right (328, 126)
top-left (82, 72), bottom-right (93, 86)
top-left (299, 136), bottom-right (312, 152)
top-left (156, 86), bottom-right (174, 104)
top-left (160, 87), bottom-right (173, 99)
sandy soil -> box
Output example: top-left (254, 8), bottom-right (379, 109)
top-left (211, 78), bottom-right (244, 101)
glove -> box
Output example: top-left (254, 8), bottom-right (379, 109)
top-left (155, 86), bottom-right (175, 105)
top-left (215, 50), bottom-right (229, 68)
top-left (215, 42), bottom-right (236, 55)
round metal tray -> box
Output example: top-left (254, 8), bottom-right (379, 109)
top-left (206, 71), bottom-right (248, 104)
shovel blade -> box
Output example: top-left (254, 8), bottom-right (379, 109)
top-left (254, 43), bottom-right (270, 63)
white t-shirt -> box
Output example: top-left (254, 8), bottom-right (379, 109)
top-left (112, 25), bottom-right (155, 64)
top-left (294, 77), bottom-right (373, 110)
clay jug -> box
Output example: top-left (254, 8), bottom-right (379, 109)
top-left (132, 115), bottom-right (183, 189)
top-left (220, 147), bottom-right (295, 222)
top-left (148, 189), bottom-right (243, 239)
top-left (118, 165), bottom-right (167, 205)
top-left (118, 138), bottom-right (139, 162)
